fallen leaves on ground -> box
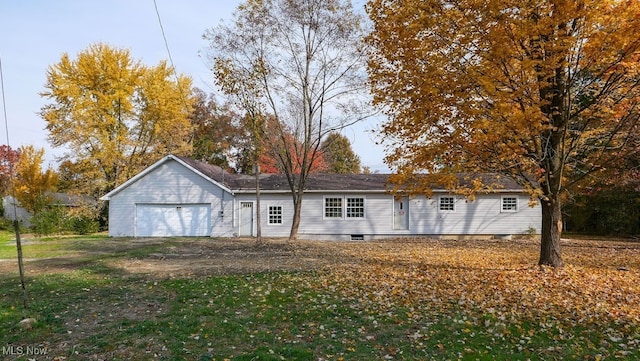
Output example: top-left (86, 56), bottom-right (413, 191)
top-left (3, 236), bottom-right (639, 360)
top-left (301, 238), bottom-right (640, 358)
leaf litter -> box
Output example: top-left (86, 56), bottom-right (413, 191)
top-left (2, 236), bottom-right (639, 359)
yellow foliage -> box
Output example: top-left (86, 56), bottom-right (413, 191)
top-left (40, 43), bottom-right (194, 196)
top-left (366, 0), bottom-right (640, 265)
top-left (14, 145), bottom-right (58, 213)
top-left (366, 0), bottom-right (640, 198)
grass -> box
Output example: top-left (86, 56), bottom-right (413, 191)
top-left (0, 231), bottom-right (170, 259)
top-left (0, 235), bottom-right (639, 360)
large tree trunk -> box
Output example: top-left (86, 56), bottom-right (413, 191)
top-left (254, 164), bottom-right (262, 245)
top-left (288, 193), bottom-right (302, 242)
top-left (539, 196), bottom-right (564, 267)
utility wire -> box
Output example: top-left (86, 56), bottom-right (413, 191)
top-left (0, 56), bottom-right (28, 309)
top-left (152, 0), bottom-right (191, 113)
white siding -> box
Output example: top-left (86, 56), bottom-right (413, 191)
top-left (104, 156), bottom-right (541, 239)
top-left (298, 193), bottom-right (394, 237)
top-left (234, 194), bottom-right (294, 238)
top-left (235, 193), bottom-right (401, 239)
top-left (237, 192), bottom-right (541, 240)
top-left (107, 159), bottom-right (234, 237)
top-left (408, 194), bottom-right (540, 236)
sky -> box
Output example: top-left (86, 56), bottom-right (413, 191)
top-left (0, 0), bottom-right (389, 172)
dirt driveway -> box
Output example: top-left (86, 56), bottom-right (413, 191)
top-left (108, 237), bottom-right (366, 277)
top-left (0, 237), bottom-right (373, 278)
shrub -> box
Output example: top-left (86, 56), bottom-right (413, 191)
top-left (30, 205), bottom-right (101, 236)
top-left (70, 216), bottom-right (100, 235)
top-left (30, 206), bottom-right (69, 235)
top-left (0, 217), bottom-right (17, 231)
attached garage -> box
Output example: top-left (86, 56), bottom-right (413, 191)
top-left (101, 155), bottom-right (235, 238)
top-left (135, 204), bottom-right (211, 237)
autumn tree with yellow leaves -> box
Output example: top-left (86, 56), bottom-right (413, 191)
top-left (366, 0), bottom-right (640, 266)
top-left (40, 43), bottom-right (194, 197)
top-left (13, 146), bottom-right (58, 214)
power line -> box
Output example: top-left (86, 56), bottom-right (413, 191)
top-left (1, 57), bottom-right (13, 160)
top-left (0, 56), bottom-right (29, 309)
top-left (152, 0), bottom-right (191, 112)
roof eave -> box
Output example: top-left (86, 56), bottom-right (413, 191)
top-left (100, 154), bottom-right (234, 201)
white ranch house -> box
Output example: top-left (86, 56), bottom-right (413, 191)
top-left (100, 155), bottom-right (541, 240)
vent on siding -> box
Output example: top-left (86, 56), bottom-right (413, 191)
top-left (350, 234), bottom-right (364, 241)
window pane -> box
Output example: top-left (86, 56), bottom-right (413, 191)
top-left (346, 197), bottom-right (365, 218)
top-left (268, 206), bottom-right (282, 224)
top-left (325, 197), bottom-right (342, 218)
top-left (439, 197), bottom-right (455, 211)
top-left (502, 197), bottom-right (518, 212)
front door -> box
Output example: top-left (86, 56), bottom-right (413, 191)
top-left (393, 197), bottom-right (409, 230)
top-left (239, 202), bottom-right (254, 236)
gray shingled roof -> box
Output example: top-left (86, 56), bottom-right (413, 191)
top-left (176, 156), bottom-right (525, 192)
top-left (176, 156), bottom-right (389, 191)
top-left (51, 192), bottom-right (96, 206)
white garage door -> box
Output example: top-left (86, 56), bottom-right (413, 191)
top-left (136, 204), bottom-right (211, 237)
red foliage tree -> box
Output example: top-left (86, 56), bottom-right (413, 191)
top-left (258, 132), bottom-right (327, 174)
top-left (0, 145), bottom-right (21, 195)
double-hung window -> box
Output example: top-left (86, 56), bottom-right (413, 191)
top-left (324, 197), bottom-right (343, 218)
top-left (346, 197), bottom-right (365, 218)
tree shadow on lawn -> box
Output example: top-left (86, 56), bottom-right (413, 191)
top-left (1, 237), bottom-right (367, 280)
top-left (0, 262), bottom-right (174, 360)
top-left (0, 243), bottom-right (169, 278)
top-left (1, 236), bottom-right (639, 360)
top-left (2, 236), bottom-right (639, 281)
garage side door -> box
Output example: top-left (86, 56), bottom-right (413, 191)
top-left (136, 204), bottom-right (211, 237)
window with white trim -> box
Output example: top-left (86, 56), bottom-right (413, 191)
top-left (501, 196), bottom-right (518, 212)
top-left (324, 196), bottom-right (366, 219)
top-left (268, 206), bottom-right (283, 224)
top-left (324, 197), bottom-right (343, 218)
top-left (439, 196), bottom-right (455, 212)
top-left (346, 197), bottom-right (365, 218)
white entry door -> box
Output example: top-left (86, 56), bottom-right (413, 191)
top-left (393, 197), bottom-right (409, 230)
top-left (239, 202), bottom-right (254, 236)
top-left (136, 204), bottom-right (211, 237)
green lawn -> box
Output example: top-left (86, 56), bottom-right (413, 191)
top-left (0, 234), bottom-right (638, 360)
